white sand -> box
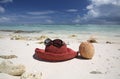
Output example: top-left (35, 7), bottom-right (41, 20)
top-left (0, 36), bottom-right (120, 79)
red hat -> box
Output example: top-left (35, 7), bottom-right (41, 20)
top-left (34, 39), bottom-right (77, 62)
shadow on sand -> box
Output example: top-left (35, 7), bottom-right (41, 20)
top-left (33, 53), bottom-right (90, 63)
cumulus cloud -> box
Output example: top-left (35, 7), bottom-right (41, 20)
top-left (0, 0), bottom-right (13, 13)
top-left (0, 0), bottom-right (13, 3)
top-left (0, 6), bottom-right (5, 13)
top-left (83, 0), bottom-right (120, 24)
top-left (66, 9), bottom-right (78, 12)
top-left (91, 0), bottom-right (120, 6)
top-left (27, 11), bottom-right (55, 15)
top-left (0, 17), bottom-right (11, 22)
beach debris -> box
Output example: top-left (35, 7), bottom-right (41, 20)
top-left (0, 30), bottom-right (39, 33)
top-left (10, 35), bottom-right (27, 40)
top-left (87, 35), bottom-right (97, 43)
top-left (14, 30), bottom-right (39, 33)
top-left (0, 55), bottom-right (17, 59)
top-left (79, 42), bottom-right (95, 59)
top-left (36, 35), bottom-right (48, 40)
top-left (14, 30), bottom-right (25, 33)
top-left (37, 41), bottom-right (44, 44)
top-left (106, 41), bottom-right (112, 44)
top-left (90, 71), bottom-right (102, 74)
top-left (36, 35), bottom-right (48, 44)
top-left (0, 60), bottom-right (25, 76)
top-left (69, 34), bottom-right (77, 38)
top-left (20, 72), bottom-right (42, 79)
top-left (27, 43), bottom-right (29, 46)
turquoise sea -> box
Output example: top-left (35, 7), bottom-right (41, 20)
top-left (0, 24), bottom-right (120, 43)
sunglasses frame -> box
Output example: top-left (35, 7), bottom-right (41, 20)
top-left (44, 38), bottom-right (65, 48)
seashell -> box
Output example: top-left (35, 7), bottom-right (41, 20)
top-left (0, 55), bottom-right (17, 59)
top-left (69, 34), bottom-right (77, 38)
top-left (87, 35), bottom-right (97, 43)
top-left (79, 42), bottom-right (95, 59)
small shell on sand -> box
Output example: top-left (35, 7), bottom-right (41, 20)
top-left (0, 60), bottom-right (25, 76)
top-left (106, 41), bottom-right (112, 44)
top-left (0, 55), bottom-right (17, 59)
top-left (90, 71), bottom-right (102, 74)
top-left (87, 35), bottom-right (97, 43)
top-left (69, 34), bottom-right (77, 38)
top-left (20, 72), bottom-right (42, 79)
top-left (87, 39), bottom-right (97, 43)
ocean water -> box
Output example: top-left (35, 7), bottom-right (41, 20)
top-left (0, 24), bottom-right (120, 43)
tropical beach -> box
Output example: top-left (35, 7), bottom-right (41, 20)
top-left (0, 0), bottom-right (120, 79)
top-left (0, 24), bottom-right (120, 79)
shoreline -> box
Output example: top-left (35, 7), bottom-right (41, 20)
top-left (0, 30), bottom-right (120, 44)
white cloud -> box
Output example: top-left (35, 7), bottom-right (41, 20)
top-left (83, 0), bottom-right (120, 24)
top-left (0, 6), bottom-right (5, 13)
top-left (45, 19), bottom-right (54, 24)
top-left (27, 11), bottom-right (55, 15)
top-left (87, 9), bottom-right (99, 17)
top-left (0, 0), bottom-right (13, 13)
top-left (0, 17), bottom-right (11, 22)
top-left (73, 19), bottom-right (80, 23)
top-left (91, 0), bottom-right (120, 6)
top-left (66, 9), bottom-right (78, 12)
top-left (0, 0), bottom-right (13, 3)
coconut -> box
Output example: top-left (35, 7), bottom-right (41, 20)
top-left (79, 42), bottom-right (95, 59)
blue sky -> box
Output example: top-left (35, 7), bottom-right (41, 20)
top-left (0, 0), bottom-right (120, 24)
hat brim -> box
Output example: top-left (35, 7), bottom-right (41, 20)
top-left (34, 48), bottom-right (77, 62)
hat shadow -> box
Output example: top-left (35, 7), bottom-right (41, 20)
top-left (33, 54), bottom-right (75, 63)
top-left (76, 55), bottom-right (92, 60)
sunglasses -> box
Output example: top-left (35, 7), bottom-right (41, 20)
top-left (44, 38), bottom-right (65, 48)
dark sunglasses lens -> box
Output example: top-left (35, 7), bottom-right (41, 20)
top-left (44, 38), bottom-right (52, 45)
top-left (53, 39), bottom-right (63, 47)
top-left (54, 39), bottom-right (62, 44)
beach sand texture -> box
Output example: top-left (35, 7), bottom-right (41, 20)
top-left (0, 32), bottom-right (120, 79)
top-left (0, 26), bottom-right (120, 79)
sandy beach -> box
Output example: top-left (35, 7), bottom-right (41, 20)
top-left (0, 31), bottom-right (120, 79)
top-left (0, 0), bottom-right (120, 78)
